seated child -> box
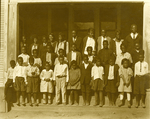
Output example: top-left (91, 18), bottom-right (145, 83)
top-left (105, 57), bottom-right (119, 106)
top-left (26, 57), bottom-right (40, 106)
top-left (91, 58), bottom-right (104, 107)
top-left (13, 57), bottom-right (27, 106)
top-left (67, 60), bottom-right (81, 106)
top-left (54, 49), bottom-right (68, 65)
top-left (18, 46), bottom-right (30, 66)
top-left (118, 58), bottom-right (133, 108)
top-left (67, 44), bottom-right (82, 67)
top-left (134, 50), bottom-right (148, 108)
top-left (40, 62), bottom-right (54, 104)
top-left (4, 60), bottom-right (16, 105)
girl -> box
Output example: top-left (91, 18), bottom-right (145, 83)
top-left (40, 62), bottom-right (54, 104)
top-left (30, 37), bottom-right (39, 56)
top-left (26, 57), bottom-right (40, 106)
top-left (91, 58), bottom-right (104, 107)
top-left (105, 57), bottom-right (119, 106)
top-left (118, 58), bottom-right (133, 108)
top-left (67, 60), bottom-right (81, 106)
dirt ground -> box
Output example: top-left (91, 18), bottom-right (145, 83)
top-left (0, 105), bottom-right (150, 119)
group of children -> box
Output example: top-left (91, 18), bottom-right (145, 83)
top-left (5, 24), bottom-right (149, 108)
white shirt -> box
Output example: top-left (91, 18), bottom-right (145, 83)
top-left (84, 37), bottom-right (95, 55)
top-left (101, 36), bottom-right (107, 49)
top-left (88, 55), bottom-right (93, 62)
top-left (83, 62), bottom-right (89, 69)
top-left (114, 38), bottom-right (123, 56)
top-left (40, 69), bottom-right (53, 81)
top-left (115, 52), bottom-right (133, 67)
top-left (31, 44), bottom-right (38, 55)
top-left (53, 63), bottom-right (69, 82)
top-left (108, 65), bottom-right (114, 80)
top-left (130, 33), bottom-right (138, 39)
top-left (54, 57), bottom-right (68, 65)
top-left (73, 37), bottom-right (77, 43)
top-left (34, 57), bottom-right (42, 67)
top-left (7, 67), bottom-right (14, 79)
top-left (18, 53), bottom-right (30, 65)
top-left (71, 51), bottom-right (77, 61)
top-left (134, 61), bottom-right (148, 76)
top-left (26, 65), bottom-right (40, 77)
top-left (13, 65), bottom-right (27, 82)
top-left (46, 52), bottom-right (52, 65)
top-left (91, 65), bottom-right (104, 80)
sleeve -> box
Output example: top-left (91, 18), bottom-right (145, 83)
top-left (50, 71), bottom-right (53, 80)
top-left (13, 67), bottom-right (16, 83)
top-left (40, 70), bottom-right (45, 81)
top-left (118, 68), bottom-right (122, 76)
top-left (134, 63), bottom-right (138, 76)
top-left (128, 68), bottom-right (133, 77)
top-left (39, 58), bottom-right (42, 67)
top-left (66, 65), bottom-right (69, 82)
top-left (91, 67), bottom-right (94, 78)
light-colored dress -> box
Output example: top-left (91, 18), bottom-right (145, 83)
top-left (118, 66), bottom-right (133, 92)
top-left (40, 69), bottom-right (53, 93)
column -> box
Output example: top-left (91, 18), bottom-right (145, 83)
top-left (94, 8), bottom-right (100, 40)
top-left (48, 6), bottom-right (51, 34)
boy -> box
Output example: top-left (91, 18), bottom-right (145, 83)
top-left (87, 46), bottom-right (94, 63)
top-left (134, 50), bottom-right (148, 108)
top-left (91, 58), bottom-right (104, 107)
top-left (32, 49), bottom-right (42, 69)
top-left (13, 57), bottom-right (27, 106)
top-left (4, 60), bottom-right (16, 104)
top-left (80, 55), bottom-right (93, 106)
top-left (98, 40), bottom-right (114, 67)
top-left (53, 56), bottom-right (69, 105)
top-left (54, 49), bottom-right (68, 65)
top-left (82, 28), bottom-right (96, 55)
top-left (18, 46), bottom-right (30, 66)
top-left (26, 57), bottom-right (40, 106)
top-left (67, 44), bottom-right (82, 67)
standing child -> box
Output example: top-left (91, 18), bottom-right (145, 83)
top-left (40, 62), bottom-right (54, 104)
top-left (134, 50), bottom-right (148, 108)
top-left (53, 56), bottom-right (69, 105)
top-left (4, 60), bottom-right (16, 105)
top-left (13, 57), bottom-right (27, 106)
top-left (32, 49), bottom-right (42, 69)
top-left (91, 58), bottom-right (104, 107)
top-left (87, 46), bottom-right (94, 63)
top-left (67, 60), bottom-right (81, 106)
top-left (18, 46), bottom-right (30, 66)
top-left (80, 55), bottom-right (93, 106)
top-left (105, 57), bottom-right (119, 106)
top-left (118, 58), bottom-right (133, 108)
top-left (26, 57), bottom-right (40, 106)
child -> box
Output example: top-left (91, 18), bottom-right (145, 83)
top-left (92, 51), bottom-right (97, 65)
top-left (30, 37), bottom-right (39, 56)
top-left (4, 60), bottom-right (16, 104)
top-left (13, 57), bottom-right (27, 106)
top-left (80, 55), bottom-right (93, 106)
top-left (18, 46), bottom-right (30, 66)
top-left (53, 56), bottom-right (69, 105)
top-left (67, 60), bottom-right (81, 106)
top-left (32, 49), bottom-right (42, 69)
top-left (20, 36), bottom-right (28, 54)
top-left (91, 58), bottom-right (104, 107)
top-left (118, 58), bottom-right (133, 108)
top-left (98, 40), bottom-right (114, 67)
top-left (55, 32), bottom-right (69, 55)
top-left (26, 57), bottom-right (40, 106)
top-left (40, 62), bottom-right (54, 104)
top-left (134, 51), bottom-right (148, 108)
top-left (48, 33), bottom-right (57, 53)
top-left (105, 57), bottom-right (119, 106)
top-left (115, 43), bottom-right (133, 67)
top-left (82, 28), bottom-right (96, 55)
top-left (54, 49), bottom-right (68, 65)
top-left (67, 44), bottom-right (82, 67)
top-left (87, 46), bottom-right (94, 63)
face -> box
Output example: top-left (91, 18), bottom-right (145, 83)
top-left (45, 64), bottom-right (50, 71)
top-left (33, 50), bottom-right (38, 57)
top-left (59, 57), bottom-right (64, 64)
top-left (58, 35), bottom-right (62, 41)
top-left (131, 25), bottom-right (137, 33)
top-left (47, 46), bottom-right (51, 53)
top-left (121, 45), bottom-right (126, 53)
top-left (123, 61), bottom-right (129, 68)
top-left (42, 37), bottom-right (46, 43)
top-left (109, 59), bottom-right (115, 66)
top-left (87, 48), bottom-right (92, 55)
top-left (96, 60), bottom-right (101, 66)
top-left (72, 63), bottom-right (76, 69)
top-left (72, 31), bottom-right (76, 38)
top-left (101, 30), bottom-right (106, 37)
top-left (103, 42), bottom-right (108, 49)
top-left (59, 50), bottom-right (64, 56)
top-left (18, 59), bottom-right (23, 66)
top-left (11, 62), bottom-right (16, 68)
top-left (21, 47), bottom-right (26, 54)
top-left (139, 55), bottom-right (144, 62)
top-left (22, 36), bottom-right (26, 42)
top-left (71, 45), bottom-right (76, 52)
top-left (84, 57), bottom-right (88, 64)
top-left (88, 30), bottom-right (94, 38)
top-left (135, 43), bottom-right (140, 50)
top-left (29, 60), bottom-right (34, 66)
top-left (33, 38), bottom-right (37, 43)
top-left (49, 35), bottom-right (54, 42)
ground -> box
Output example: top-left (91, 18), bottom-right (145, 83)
top-left (0, 104), bottom-right (149, 119)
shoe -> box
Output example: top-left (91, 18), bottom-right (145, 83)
top-left (135, 101), bottom-right (138, 108)
top-left (22, 103), bottom-right (26, 106)
top-left (118, 100), bottom-right (123, 107)
top-left (128, 101), bottom-right (131, 108)
top-left (29, 103), bottom-right (33, 107)
top-left (35, 103), bottom-right (39, 106)
top-left (99, 103), bottom-right (103, 107)
top-left (16, 103), bottom-right (20, 106)
top-left (142, 103), bottom-right (146, 108)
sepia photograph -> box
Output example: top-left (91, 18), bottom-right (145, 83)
top-left (0, 0), bottom-right (150, 119)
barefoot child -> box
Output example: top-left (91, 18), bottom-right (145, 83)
top-left (40, 62), bottom-right (54, 104)
top-left (118, 58), bottom-right (133, 108)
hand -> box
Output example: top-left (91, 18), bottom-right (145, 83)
top-left (126, 82), bottom-right (130, 87)
top-left (25, 81), bottom-right (28, 85)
